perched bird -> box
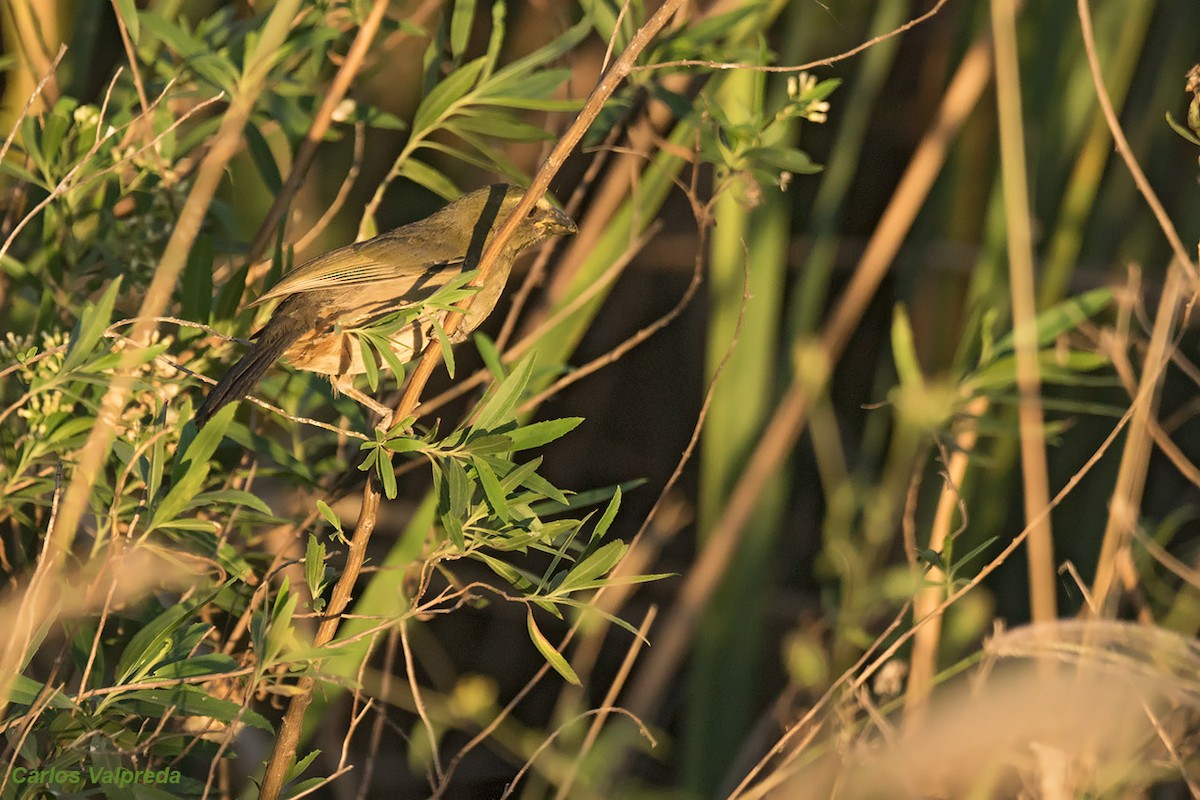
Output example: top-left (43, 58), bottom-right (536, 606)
top-left (194, 184), bottom-right (577, 428)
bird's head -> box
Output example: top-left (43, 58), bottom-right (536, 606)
top-left (446, 184), bottom-right (577, 255)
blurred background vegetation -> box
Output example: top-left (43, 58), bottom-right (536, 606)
top-left (3, 0), bottom-right (1200, 797)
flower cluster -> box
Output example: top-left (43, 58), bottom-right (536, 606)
top-left (786, 72), bottom-right (832, 124)
top-left (1, 330), bottom-right (71, 437)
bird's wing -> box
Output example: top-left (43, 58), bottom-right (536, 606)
top-left (252, 236), bottom-right (466, 306)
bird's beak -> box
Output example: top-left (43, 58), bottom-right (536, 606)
top-left (534, 204), bottom-right (578, 237)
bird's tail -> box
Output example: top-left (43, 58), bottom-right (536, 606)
top-left (194, 308), bottom-right (309, 429)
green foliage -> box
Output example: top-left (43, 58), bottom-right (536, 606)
top-left (0, 4), bottom-right (665, 795)
top-left (700, 70), bottom-right (836, 199)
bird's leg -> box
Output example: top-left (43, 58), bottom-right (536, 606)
top-left (330, 375), bottom-right (394, 429)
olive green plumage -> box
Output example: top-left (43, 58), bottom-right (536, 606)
top-left (194, 184), bottom-right (576, 428)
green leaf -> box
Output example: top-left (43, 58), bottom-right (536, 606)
top-left (40, 97), bottom-right (77, 161)
top-left (489, 17), bottom-right (590, 86)
top-left (442, 511), bottom-right (465, 549)
top-left (473, 352), bottom-right (535, 430)
top-left (124, 686), bottom-right (271, 731)
top-left (451, 111), bottom-right (556, 141)
top-left (1166, 110), bottom-right (1200, 146)
top-left (752, 145), bottom-right (821, 175)
top-left (116, 602), bottom-right (196, 683)
top-left (63, 277), bottom-right (121, 372)
top-left (521, 469), bottom-right (568, 505)
top-left (181, 235), bottom-right (214, 333)
top-left (503, 418), bottom-right (583, 451)
top-left (499, 456), bottom-right (542, 493)
top-left (450, 0), bottom-right (476, 58)
top-left (213, 262), bottom-right (249, 322)
top-left (394, 490), bottom-right (438, 564)
top-left (530, 480), bottom-right (643, 515)
top-left (480, 1), bottom-right (506, 78)
top-left (190, 489), bottom-right (273, 516)
top-left (376, 335), bottom-right (409, 382)
top-left (989, 288), bottom-right (1113, 361)
top-left (305, 534), bottom-right (327, 603)
top-left (891, 304), bottom-right (923, 388)
top-left (263, 579), bottom-right (298, 666)
top-left (553, 540), bottom-right (626, 595)
top-left (474, 458), bottom-right (508, 520)
top-left (359, 336), bottom-right (380, 391)
top-left (967, 350), bottom-right (1110, 392)
top-left (245, 120), bottom-right (283, 193)
top-left (150, 404), bottom-right (237, 531)
top-left (590, 486), bottom-right (621, 543)
top-left (150, 653), bottom-right (238, 679)
top-left (431, 317), bottom-right (456, 377)
top-left (7, 676), bottom-right (77, 709)
top-left (473, 332), bottom-right (506, 382)
top-left (477, 71), bottom-right (580, 110)
top-left (399, 159), bottom-right (461, 201)
top-left (413, 57), bottom-right (486, 133)
top-left (378, 451), bottom-right (398, 499)
top-left (526, 609), bottom-right (579, 685)
top-left (316, 499), bottom-right (342, 532)
top-left (461, 433), bottom-right (512, 455)
top-left (444, 456), bottom-right (471, 518)
top-left (473, 551), bottom-right (534, 590)
top-left (351, 103), bottom-right (408, 131)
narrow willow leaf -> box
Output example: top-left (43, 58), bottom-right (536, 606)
top-left (245, 120), bottom-right (282, 192)
top-left (125, 687), bottom-right (271, 731)
top-left (376, 336), bottom-right (409, 382)
top-left (553, 540), bottom-right (626, 595)
top-left (474, 458), bottom-right (508, 520)
top-left (521, 470), bottom-right (568, 505)
top-left (527, 609), bottom-right (580, 685)
top-left (399, 158), bottom-right (461, 201)
top-left (412, 57), bottom-right (486, 134)
top-left (473, 352), bottom-right (535, 430)
top-left (473, 332), bottom-right (506, 381)
top-left (431, 317), bottom-right (456, 378)
top-left (378, 451), bottom-right (398, 499)
top-left (359, 336), bottom-right (379, 391)
top-left (63, 276), bottom-right (122, 372)
top-left (590, 486), bottom-right (621, 543)
top-left (990, 288), bottom-right (1114, 360)
top-left (449, 0), bottom-right (475, 58)
top-left (890, 304), bottom-right (923, 388)
top-left (305, 534), bottom-right (326, 603)
top-left (503, 418), bottom-right (583, 451)
top-left (316, 499), bottom-right (342, 532)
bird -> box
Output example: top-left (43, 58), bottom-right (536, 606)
top-left (194, 184), bottom-right (577, 428)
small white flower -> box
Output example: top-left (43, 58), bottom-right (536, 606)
top-left (804, 101), bottom-right (830, 124)
top-left (73, 105), bottom-right (101, 128)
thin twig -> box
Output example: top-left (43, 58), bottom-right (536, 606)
top-left (244, 0), bottom-right (397, 269)
top-left (518, 226), bottom-right (702, 413)
top-left (400, 619), bottom-right (444, 783)
top-left (109, 0), bottom-right (151, 118)
top-left (1076, 0), bottom-right (1198, 281)
top-left (0, 45), bottom-right (65, 168)
top-left (631, 0), bottom-right (950, 74)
